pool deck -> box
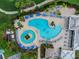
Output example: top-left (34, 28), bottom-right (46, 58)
top-left (14, 15), bottom-right (66, 49)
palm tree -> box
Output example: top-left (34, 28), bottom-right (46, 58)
top-left (40, 43), bottom-right (54, 58)
top-left (21, 51), bottom-right (37, 59)
top-left (19, 16), bottom-right (25, 21)
top-left (41, 43), bottom-right (54, 49)
top-left (15, 0), bottom-right (35, 15)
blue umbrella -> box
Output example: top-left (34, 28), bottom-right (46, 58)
top-left (27, 46), bottom-right (30, 50)
top-left (18, 43), bottom-right (23, 48)
top-left (25, 15), bottom-right (29, 19)
top-left (36, 11), bottom-right (41, 16)
top-left (31, 45), bottom-right (35, 49)
top-left (42, 12), bottom-right (47, 16)
top-left (22, 46), bottom-right (25, 49)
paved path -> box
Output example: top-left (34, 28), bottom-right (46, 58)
top-left (0, 8), bottom-right (18, 15)
top-left (0, 0), bottom-right (55, 15)
top-left (23, 0), bottom-right (55, 12)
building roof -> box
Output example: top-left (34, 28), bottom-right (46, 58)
top-left (61, 50), bottom-right (75, 59)
top-left (73, 29), bottom-right (79, 50)
top-left (69, 15), bottom-right (79, 30)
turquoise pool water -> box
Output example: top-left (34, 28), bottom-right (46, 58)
top-left (28, 18), bottom-right (62, 40)
top-left (21, 30), bottom-right (35, 44)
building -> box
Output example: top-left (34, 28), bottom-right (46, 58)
top-left (5, 29), bottom-right (15, 41)
top-left (61, 50), bottom-right (75, 59)
top-left (0, 50), bottom-right (5, 59)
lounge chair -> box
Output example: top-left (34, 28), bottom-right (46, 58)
top-left (55, 6), bottom-right (61, 11)
top-left (50, 12), bottom-right (56, 17)
top-left (29, 13), bottom-right (34, 17)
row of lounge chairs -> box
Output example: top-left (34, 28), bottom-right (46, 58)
top-left (24, 11), bottom-right (57, 19)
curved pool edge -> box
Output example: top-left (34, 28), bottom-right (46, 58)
top-left (16, 30), bottom-right (37, 50)
top-left (28, 18), bottom-right (62, 40)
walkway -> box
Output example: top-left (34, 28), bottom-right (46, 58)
top-left (0, 0), bottom-right (55, 15)
top-left (23, 0), bottom-right (55, 12)
top-left (0, 8), bottom-right (18, 15)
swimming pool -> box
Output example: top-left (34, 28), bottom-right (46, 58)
top-left (21, 30), bottom-right (36, 44)
top-left (28, 18), bottom-right (62, 40)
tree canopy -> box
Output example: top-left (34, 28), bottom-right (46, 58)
top-left (15, 0), bottom-right (34, 9)
top-left (63, 0), bottom-right (79, 6)
top-left (68, 0), bottom-right (79, 6)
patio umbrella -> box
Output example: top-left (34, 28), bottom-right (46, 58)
top-left (25, 15), bottom-right (29, 19)
top-left (36, 11), bottom-right (41, 16)
top-left (42, 12), bottom-right (47, 16)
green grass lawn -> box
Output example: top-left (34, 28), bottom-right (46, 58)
top-left (0, 0), bottom-right (17, 11)
top-left (21, 52), bottom-right (37, 59)
top-left (0, 12), bottom-right (16, 35)
top-left (0, 0), bottom-right (45, 11)
top-left (65, 0), bottom-right (79, 6)
top-left (0, 12), bottom-right (19, 58)
top-left (75, 50), bottom-right (79, 59)
top-left (0, 12), bottom-right (37, 59)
